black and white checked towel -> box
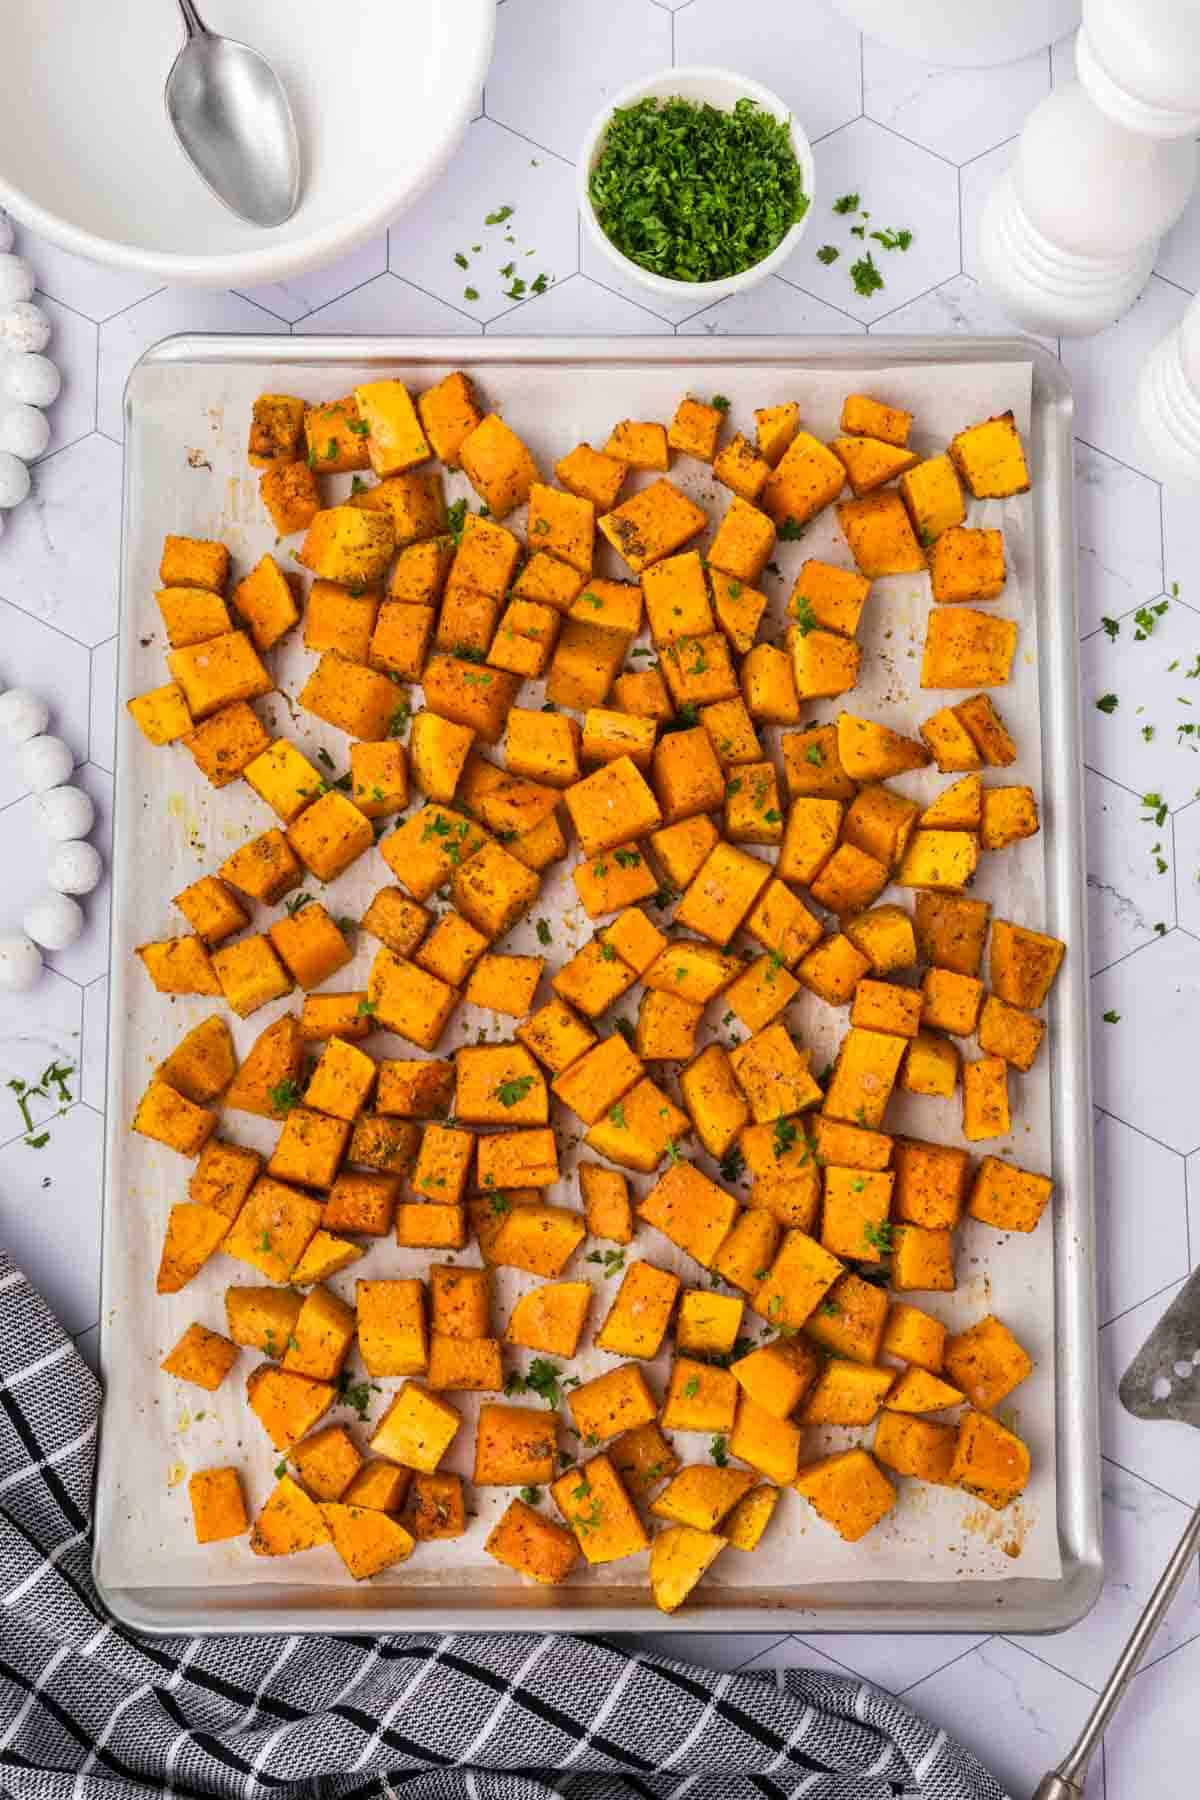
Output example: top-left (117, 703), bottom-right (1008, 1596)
top-left (0, 1253), bottom-right (1006, 1800)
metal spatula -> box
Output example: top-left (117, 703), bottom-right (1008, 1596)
top-left (1032, 1268), bottom-right (1200, 1799)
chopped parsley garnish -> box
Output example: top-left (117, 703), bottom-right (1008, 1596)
top-left (816, 245), bottom-right (840, 264)
top-left (720, 1145), bottom-right (745, 1185)
top-left (494, 1075), bottom-right (536, 1108)
top-left (863, 1219), bottom-right (894, 1254)
top-left (485, 205), bottom-right (515, 225)
top-left (387, 700), bottom-right (411, 738)
top-left (588, 96), bottom-right (809, 284)
top-left (1101, 616), bottom-right (1120, 641)
top-left (683, 1375), bottom-right (701, 1398)
top-left (805, 741), bottom-right (825, 765)
top-left (1133, 601), bottom-right (1169, 640)
top-left (1142, 792), bottom-right (1167, 827)
top-left (791, 594), bottom-right (818, 636)
top-left (267, 1078), bottom-right (301, 1116)
top-left (711, 394), bottom-right (730, 413)
top-left (536, 918), bottom-right (552, 945)
top-left (586, 1248), bottom-right (626, 1278)
top-left (772, 1117), bottom-right (798, 1160)
top-left (777, 518), bottom-right (806, 541)
top-left (506, 1358), bottom-right (578, 1409)
top-left (870, 226), bottom-right (913, 251)
top-left (833, 193), bottom-right (860, 214)
top-left (446, 498), bottom-right (469, 544)
top-left (710, 1435), bottom-right (729, 1467)
top-left (608, 1102), bottom-right (628, 1130)
top-left (599, 942), bottom-right (618, 961)
top-left (1103, 1009), bottom-right (1120, 1024)
top-left (1095, 693), bottom-right (1119, 714)
top-left (850, 252), bottom-right (884, 298)
top-left (519, 1486), bottom-right (541, 1505)
top-left (613, 848), bottom-right (642, 869)
top-left (356, 998), bottom-right (377, 1017)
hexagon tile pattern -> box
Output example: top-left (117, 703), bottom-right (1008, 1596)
top-left (3, 3), bottom-right (1200, 1788)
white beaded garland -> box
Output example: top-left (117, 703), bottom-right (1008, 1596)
top-left (3, 351), bottom-right (61, 409)
top-left (0, 253), bottom-right (34, 307)
top-left (37, 784), bottom-right (95, 842)
top-left (0, 301), bottom-right (52, 354)
top-left (0, 228), bottom-right (56, 518)
top-left (0, 688), bottom-right (51, 743)
top-left (0, 448), bottom-right (31, 508)
top-left (0, 933), bottom-right (43, 993)
top-left (48, 839), bottom-right (102, 896)
top-left (0, 402), bottom-right (51, 461)
top-left (24, 892), bottom-right (84, 952)
top-left (0, 680), bottom-right (102, 990)
top-left (18, 734), bottom-right (73, 793)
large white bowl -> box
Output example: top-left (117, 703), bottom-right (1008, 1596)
top-left (578, 65), bottom-right (815, 305)
top-left (0, 0), bottom-right (495, 286)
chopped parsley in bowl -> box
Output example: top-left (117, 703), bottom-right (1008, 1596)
top-left (578, 66), bottom-right (815, 302)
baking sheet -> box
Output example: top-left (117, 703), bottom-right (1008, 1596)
top-left (96, 337), bottom-right (1097, 1631)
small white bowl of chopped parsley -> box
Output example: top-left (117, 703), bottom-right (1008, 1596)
top-left (579, 66), bottom-right (814, 302)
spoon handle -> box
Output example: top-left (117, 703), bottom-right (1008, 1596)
top-left (176, 0), bottom-right (209, 38)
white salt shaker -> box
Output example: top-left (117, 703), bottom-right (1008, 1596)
top-left (977, 1), bottom-right (1200, 337)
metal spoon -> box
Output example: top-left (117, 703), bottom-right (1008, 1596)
top-left (164, 0), bottom-right (301, 228)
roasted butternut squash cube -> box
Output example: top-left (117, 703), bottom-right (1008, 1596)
top-left (810, 1115), bottom-right (893, 1172)
top-left (241, 739), bottom-right (321, 823)
top-left (570, 577), bottom-right (643, 637)
top-left (426, 1333), bottom-right (504, 1391)
top-left (224, 1015), bottom-right (304, 1119)
top-left (613, 667), bottom-right (673, 721)
top-left (420, 653), bottom-right (521, 745)
top-left (267, 903), bottom-right (353, 991)
top-left (882, 1301), bottom-right (946, 1372)
top-left (266, 1109), bottom-right (352, 1191)
top-left (156, 585), bottom-right (232, 648)
top-left (300, 1035), bottom-right (373, 1123)
top-left (955, 692), bottom-right (1018, 766)
top-left (579, 709), bottom-right (656, 774)
top-left (977, 994), bottom-right (1044, 1072)
top-left (155, 1202), bottom-right (227, 1293)
top-left (658, 633), bottom-right (739, 710)
top-left (291, 1230), bottom-right (364, 1286)
top-left (920, 704), bottom-right (984, 773)
top-left (523, 482), bottom-right (593, 576)
top-left (900, 1030), bottom-right (959, 1098)
top-left (649, 1524), bottom-right (726, 1613)
top-left (837, 490), bottom-right (924, 577)
top-left (367, 950), bottom-right (459, 1050)
top-left (639, 1162), bottom-right (739, 1268)
top-left (651, 1464), bottom-right (756, 1532)
top-left (161, 1320), bottom-right (238, 1392)
top-left (355, 1279), bottom-right (427, 1379)
top-left (754, 1228), bottom-right (843, 1329)
top-left (417, 369), bottom-right (482, 468)
top-left (127, 681), bottom-right (193, 745)
top-left (989, 919), bottom-right (1065, 1008)
top-left (897, 828), bottom-right (979, 892)
top-left (394, 1202), bottom-right (467, 1248)
top-left (298, 505), bottom-right (395, 587)
top-left (474, 1401), bottom-right (558, 1485)
top-left (754, 400), bottom-right (799, 466)
top-left (919, 773), bottom-right (982, 833)
top-left (577, 1163), bottom-right (634, 1246)
top-left (713, 430), bottom-right (771, 501)
top-left (484, 1201), bottom-right (585, 1275)
top-left (505, 1280), bottom-right (591, 1359)
top-left (190, 1139), bottom-right (262, 1222)
top-left (158, 533), bottom-right (228, 592)
top-left (248, 391), bottom-right (305, 468)
top-left (840, 905), bottom-right (914, 976)
top-left (402, 1470), bottom-right (466, 1538)
top-left (359, 891), bottom-right (429, 963)
top-left (730, 1022), bottom-right (822, 1124)
top-left (761, 430), bottom-right (845, 529)
top-left (445, 517), bottom-right (521, 607)
top-left (303, 394), bottom-right (369, 473)
top-left (799, 1358), bottom-right (894, 1427)
top-left (723, 760), bottom-right (784, 847)
top-left (920, 967), bottom-right (983, 1036)
top-left (370, 599), bottom-right (435, 678)
top-left (517, 996), bottom-right (597, 1075)
top-left (891, 1222), bottom-right (955, 1292)
top-left (408, 710), bottom-right (474, 806)
top-left (602, 418), bottom-right (667, 470)
top-left (980, 784), bottom-right (1040, 852)
top-left (899, 452), bottom-right (966, 548)
top-left (212, 934), bottom-right (294, 1018)
top-left (568, 1362), bottom-right (658, 1444)
top-left (232, 553), bottom-right (300, 653)
top-left (166, 630), bottom-right (272, 722)
top-left (849, 978), bottom-right (922, 1039)
top-left (584, 1076), bottom-right (688, 1173)
top-left (922, 607), bottom-right (1018, 689)
top-left (280, 1285), bottom-right (356, 1383)
top-left (930, 525), bottom-right (1006, 605)
top-left (320, 1502), bottom-right (416, 1578)
top-left (250, 1473), bottom-right (331, 1556)
top-left (183, 701), bottom-right (271, 790)
top-left (355, 469), bottom-right (445, 547)
top-left (892, 1138), bottom-right (969, 1230)
top-left (216, 829), bottom-right (301, 908)
top-left (565, 755), bottom-right (662, 859)
top-left (351, 378), bottom-right (429, 476)
top-left (949, 1410), bottom-right (1030, 1509)
top-left (732, 1336), bottom-right (819, 1419)
top-left (810, 843), bottom-right (890, 917)
top-left (260, 460), bottom-right (321, 536)
top-left (341, 1460), bottom-right (413, 1513)
top-left (738, 642), bottom-right (799, 726)
top-left (324, 1170), bottom-right (401, 1236)
top-left (822, 1026), bottom-right (907, 1127)
top-left (486, 1498), bottom-right (579, 1583)
top-left (556, 440), bottom-right (626, 510)
top-left (551, 1452), bottom-right (649, 1564)
top-left (788, 624), bottom-right (861, 701)
top-left (414, 910), bottom-right (488, 990)
top-left (672, 1290), bottom-right (743, 1361)
top-left (944, 1315), bottom-right (1033, 1411)
top-left (188, 1468), bottom-right (248, 1544)
top-left (642, 550), bottom-right (714, 645)
top-left (246, 1364), bottom-right (336, 1450)
top-left (596, 1260), bottom-right (681, 1359)
top-left (821, 1166), bottom-right (895, 1262)
top-left (476, 1127), bottom-right (559, 1191)
top-left (885, 1370), bottom-right (963, 1420)
top-left (830, 435), bottom-right (919, 498)
top-left (388, 536), bottom-right (454, 606)
top-left (155, 1015), bottom-right (236, 1108)
top-left (409, 1122), bottom-right (473, 1203)
top-left (666, 396), bottom-right (721, 463)
top-left (459, 412), bottom-right (540, 517)
top-left (804, 1268), bottom-right (889, 1365)
top-left (674, 841), bottom-right (771, 947)
top-left (609, 1422), bottom-right (679, 1499)
top-left (552, 1035), bottom-right (642, 1127)
top-left (298, 650), bottom-right (400, 741)
top-left (552, 938), bottom-right (637, 1019)
top-left (483, 600), bottom-right (555, 679)
top-left (723, 1482), bottom-right (781, 1552)
top-left (371, 1381), bottom-right (459, 1470)
top-left (598, 478), bottom-right (707, 575)
top-left (574, 843), bottom-right (657, 919)
top-left (839, 393), bottom-right (911, 446)
top-left (969, 1155), bottom-right (1052, 1233)
top-left (659, 1356), bottom-right (737, 1434)
top-left (874, 1412), bottom-right (957, 1483)
top-left (962, 1055), bottom-right (1010, 1141)
top-left (795, 932), bottom-right (870, 1006)
top-left (650, 727), bottom-right (724, 830)
top-left (949, 409), bottom-right (1030, 499)
top-left (724, 953), bottom-right (799, 1034)
top-left (780, 727), bottom-right (855, 803)
top-left (348, 739), bottom-right (409, 821)
top-left (706, 496), bottom-right (773, 586)
top-left (729, 1392), bottom-right (802, 1484)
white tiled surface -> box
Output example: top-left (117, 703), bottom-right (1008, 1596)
top-left (3, 3), bottom-right (1200, 1790)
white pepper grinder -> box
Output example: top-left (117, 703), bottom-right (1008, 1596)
top-left (1136, 292), bottom-right (1200, 491)
top-left (976, 0), bottom-right (1200, 338)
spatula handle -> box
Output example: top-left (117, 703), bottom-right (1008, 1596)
top-left (1031, 1497), bottom-right (1200, 1798)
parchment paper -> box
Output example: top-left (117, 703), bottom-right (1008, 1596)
top-left (97, 351), bottom-right (1060, 1598)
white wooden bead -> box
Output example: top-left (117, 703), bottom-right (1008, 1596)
top-left (18, 734), bottom-right (73, 793)
top-left (36, 784), bottom-right (95, 841)
top-left (23, 892), bottom-right (84, 951)
top-left (0, 933), bottom-right (43, 992)
top-left (0, 254), bottom-right (34, 307)
top-left (0, 213), bottom-right (13, 254)
top-left (0, 301), bottom-right (51, 354)
top-left (0, 688), bottom-right (50, 743)
top-left (47, 839), bottom-right (102, 896)
top-left (0, 403), bottom-right (51, 461)
top-left (3, 352), bottom-right (60, 408)
top-left (0, 449), bottom-right (31, 507)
